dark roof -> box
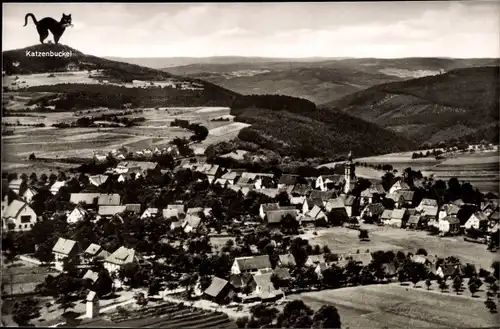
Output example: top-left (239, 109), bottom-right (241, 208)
top-left (306, 197), bottom-right (324, 208)
top-left (273, 268), bottom-right (292, 280)
top-left (310, 190), bottom-right (335, 201)
top-left (261, 203), bottom-right (280, 212)
top-left (364, 203), bottom-right (385, 216)
top-left (292, 184), bottom-right (312, 196)
top-left (489, 211), bottom-right (500, 221)
top-left (266, 209), bottom-right (297, 224)
top-left (397, 190), bottom-right (415, 202)
top-left (125, 204), bottom-right (141, 213)
top-left (407, 215), bottom-right (421, 225)
top-left (204, 277), bottom-right (230, 298)
top-left (235, 255), bottom-right (272, 271)
top-left (443, 215), bottom-right (460, 225)
top-left (229, 273), bottom-right (253, 288)
top-left (278, 174), bottom-right (299, 186)
top-left (344, 195), bottom-right (356, 206)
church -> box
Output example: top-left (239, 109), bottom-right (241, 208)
top-left (343, 151), bottom-right (357, 194)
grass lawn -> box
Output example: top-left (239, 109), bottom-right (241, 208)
top-left (288, 283), bottom-right (498, 329)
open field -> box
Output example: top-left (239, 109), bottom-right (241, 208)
top-left (288, 284), bottom-right (498, 329)
top-left (2, 102), bottom-right (243, 171)
top-left (304, 225), bottom-right (496, 270)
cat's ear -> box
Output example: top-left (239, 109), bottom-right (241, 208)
top-left (68, 14), bottom-right (72, 17)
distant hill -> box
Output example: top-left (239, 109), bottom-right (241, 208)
top-left (2, 44), bottom-right (238, 108)
top-left (230, 94), bottom-right (418, 159)
top-left (104, 56), bottom-right (339, 69)
top-left (161, 57), bottom-right (498, 105)
top-left (329, 66), bottom-right (500, 145)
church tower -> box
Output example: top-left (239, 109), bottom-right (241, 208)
top-left (344, 151), bottom-right (355, 194)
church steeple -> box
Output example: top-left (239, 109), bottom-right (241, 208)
top-left (344, 151), bottom-right (355, 194)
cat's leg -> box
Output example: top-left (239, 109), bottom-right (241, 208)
top-left (38, 27), bottom-right (49, 44)
top-left (54, 33), bottom-right (61, 44)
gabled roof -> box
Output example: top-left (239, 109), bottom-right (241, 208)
top-left (229, 273), bottom-right (253, 288)
top-left (344, 195), bottom-right (356, 206)
top-left (52, 237), bottom-right (77, 255)
top-left (3, 200), bottom-right (29, 219)
top-left (252, 272), bottom-right (280, 297)
top-left (105, 246), bottom-right (137, 265)
top-left (97, 249), bottom-right (110, 259)
top-left (292, 185), bottom-right (312, 196)
top-left (50, 181), bottom-right (66, 194)
top-left (489, 211), bottom-right (500, 221)
top-left (396, 190), bottom-right (415, 202)
top-left (307, 205), bottom-right (324, 219)
top-left (364, 203), bottom-right (385, 216)
top-left (70, 193), bottom-right (101, 205)
top-left (421, 206), bottom-right (438, 217)
top-left (167, 204), bottom-right (185, 214)
top-left (98, 205), bottom-right (126, 216)
top-left (266, 209), bottom-right (297, 224)
top-left (235, 255), bottom-right (271, 271)
top-left (184, 214), bottom-right (202, 229)
top-left (325, 197), bottom-right (345, 210)
top-left (452, 199), bottom-right (465, 206)
top-left (85, 243), bottom-right (102, 256)
top-left (386, 193), bottom-right (402, 202)
top-left (83, 270), bottom-right (99, 283)
top-left (310, 190), bottom-right (335, 201)
top-left (391, 180), bottom-right (410, 190)
top-left (381, 209), bottom-right (393, 219)
top-left (24, 187), bottom-right (38, 197)
top-left (278, 174), bottom-right (299, 186)
top-left (257, 188), bottom-right (280, 198)
top-left (442, 203), bottom-right (460, 216)
top-left (442, 216), bottom-right (460, 225)
top-left (470, 211), bottom-right (488, 222)
top-left (222, 171), bottom-right (240, 180)
top-left (125, 204), bottom-right (141, 214)
top-left (97, 194), bottom-right (121, 206)
top-left (163, 208), bottom-right (179, 219)
top-left (391, 209), bottom-right (406, 219)
top-left (320, 174), bottom-right (345, 185)
top-left (306, 197), bottom-right (324, 209)
top-left (419, 198), bottom-right (438, 207)
top-left (278, 254), bottom-right (296, 267)
top-left (407, 215), bottom-right (421, 225)
top-left (142, 208), bottom-right (159, 217)
top-left (290, 196), bottom-right (306, 205)
top-left (273, 268), bottom-right (292, 280)
top-left (88, 175), bottom-right (109, 187)
top-left (204, 277), bottom-right (230, 298)
top-left (187, 207), bottom-right (204, 215)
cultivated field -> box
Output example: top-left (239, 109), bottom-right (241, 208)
top-left (324, 149), bottom-right (500, 193)
top-left (288, 284), bottom-right (498, 329)
top-left (304, 225), bottom-right (496, 270)
top-left (3, 93), bottom-right (247, 172)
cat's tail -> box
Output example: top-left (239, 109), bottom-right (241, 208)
top-left (24, 13), bottom-right (38, 27)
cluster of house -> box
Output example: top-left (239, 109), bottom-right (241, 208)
top-left (360, 179), bottom-right (499, 236)
top-left (94, 145), bottom-right (180, 163)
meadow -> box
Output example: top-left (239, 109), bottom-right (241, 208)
top-left (288, 284), bottom-right (498, 329)
top-left (2, 90), bottom-right (244, 173)
top-left (304, 225), bottom-right (496, 270)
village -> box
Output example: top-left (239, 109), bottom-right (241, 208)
top-left (2, 143), bottom-right (499, 327)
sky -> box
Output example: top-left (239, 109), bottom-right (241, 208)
top-left (2, 1), bottom-right (499, 58)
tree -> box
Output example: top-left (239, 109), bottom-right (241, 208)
top-left (484, 299), bottom-right (497, 313)
top-left (492, 261), bottom-right (499, 280)
top-left (358, 229), bottom-right (369, 242)
top-left (425, 278), bottom-right (432, 290)
top-left (134, 292), bottom-right (148, 307)
top-left (248, 304), bottom-right (279, 328)
top-left (452, 276), bottom-right (463, 295)
top-left (469, 282), bottom-right (478, 297)
top-left (398, 270), bottom-right (407, 285)
top-left (416, 248), bottom-right (428, 256)
top-left (148, 278), bottom-right (162, 297)
top-left (12, 297), bottom-right (41, 326)
top-left (279, 300), bottom-right (313, 328)
top-left (312, 305), bottom-right (342, 329)
top-left (439, 279), bottom-right (448, 293)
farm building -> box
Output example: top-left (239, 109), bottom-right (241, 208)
top-left (67, 206), bottom-right (88, 224)
top-left (464, 212), bottom-right (488, 230)
top-left (231, 255), bottom-right (272, 275)
top-left (361, 203), bottom-right (385, 221)
top-left (384, 209), bottom-right (407, 228)
top-left (389, 180), bottom-right (410, 194)
top-left (97, 194), bottom-right (121, 206)
top-left (439, 216), bottom-right (461, 235)
top-left (265, 209), bottom-right (298, 225)
top-left (2, 199), bottom-right (37, 232)
top-left (277, 254), bottom-right (296, 268)
top-left (52, 237), bottom-right (79, 271)
top-left (203, 277), bottom-right (234, 304)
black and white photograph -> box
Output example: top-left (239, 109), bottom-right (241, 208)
top-left (1, 1), bottom-right (499, 328)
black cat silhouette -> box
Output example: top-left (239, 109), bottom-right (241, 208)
top-left (24, 13), bottom-right (73, 44)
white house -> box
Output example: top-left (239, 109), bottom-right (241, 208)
top-left (67, 206), bottom-right (87, 224)
top-left (2, 200), bottom-right (37, 232)
top-left (103, 246), bottom-right (139, 275)
top-left (389, 180), bottom-right (410, 194)
top-left (439, 216), bottom-right (460, 235)
top-left (52, 237), bottom-right (79, 271)
top-left (231, 255), bottom-right (272, 275)
top-left (464, 212), bottom-right (488, 230)
top-left (50, 181), bottom-right (67, 195)
top-left (23, 187), bottom-right (38, 203)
